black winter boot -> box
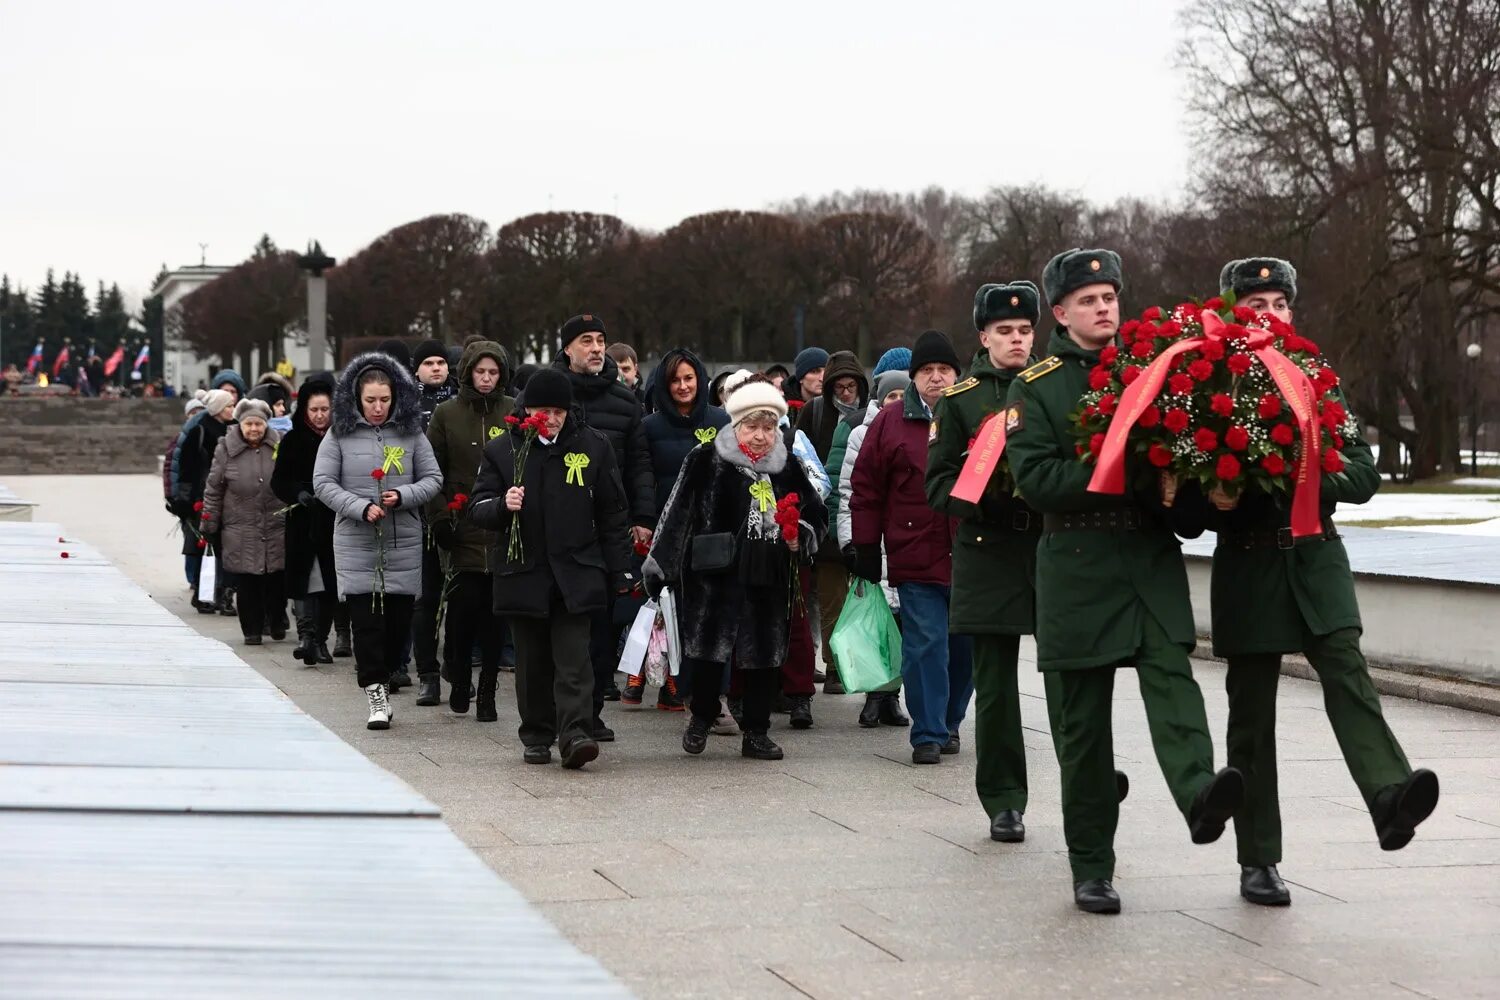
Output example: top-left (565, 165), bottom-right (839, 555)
top-left (741, 732), bottom-right (784, 760)
top-left (858, 693), bottom-right (882, 728)
top-left (332, 625), bottom-right (352, 658)
top-left (788, 694), bottom-right (813, 729)
top-left (415, 674), bottom-right (441, 707)
top-left (475, 666), bottom-right (499, 723)
top-left (878, 691), bottom-right (910, 727)
top-left (292, 609), bottom-right (316, 664)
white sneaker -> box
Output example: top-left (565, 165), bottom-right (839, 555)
top-left (711, 696), bottom-right (739, 736)
top-left (366, 683), bottom-right (391, 730)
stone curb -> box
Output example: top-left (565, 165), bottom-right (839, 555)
top-left (1193, 645), bottom-right (1500, 717)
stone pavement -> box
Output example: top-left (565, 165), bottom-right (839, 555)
top-left (14, 474), bottom-right (1500, 999)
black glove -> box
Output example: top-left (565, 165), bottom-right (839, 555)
top-left (642, 571), bottom-right (665, 600)
top-left (431, 519), bottom-right (458, 550)
top-left (296, 489), bottom-right (317, 508)
top-left (841, 545), bottom-right (858, 573)
top-left (852, 544), bottom-right (882, 585)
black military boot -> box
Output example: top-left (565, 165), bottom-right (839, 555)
top-left (1074, 879), bottom-right (1121, 914)
top-left (475, 666), bottom-right (499, 723)
top-left (788, 695), bottom-right (813, 729)
top-left (1372, 769), bottom-right (1440, 851)
top-left (989, 810), bottom-right (1025, 843)
top-left (1189, 767), bottom-right (1246, 845)
top-left (332, 624), bottom-right (352, 658)
top-left (1240, 865), bottom-right (1291, 906)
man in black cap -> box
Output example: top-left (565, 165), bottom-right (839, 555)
top-left (411, 338), bottom-right (458, 431)
top-left (1209, 257), bottom-right (1438, 907)
top-left (536, 313), bottom-right (654, 739)
top-left (1004, 248), bottom-right (1241, 914)
top-left (788, 347), bottom-right (829, 405)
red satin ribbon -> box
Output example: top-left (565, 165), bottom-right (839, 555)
top-left (1087, 311), bottom-right (1324, 538)
top-left (950, 412), bottom-right (1008, 504)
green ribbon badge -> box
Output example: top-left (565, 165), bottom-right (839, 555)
top-left (564, 452), bottom-right (590, 486)
top-left (694, 427), bottom-right (718, 444)
top-left (749, 480), bottom-right (774, 512)
top-left (488, 426), bottom-right (503, 440)
top-left (381, 445), bottom-right (406, 475)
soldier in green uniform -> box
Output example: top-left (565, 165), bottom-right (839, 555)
top-left (1211, 258), bottom-right (1439, 907)
top-left (1005, 248), bottom-right (1243, 914)
top-left (928, 281), bottom-right (1132, 844)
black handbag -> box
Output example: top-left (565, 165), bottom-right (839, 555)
top-left (689, 532), bottom-right (738, 573)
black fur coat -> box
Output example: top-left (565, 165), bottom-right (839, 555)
top-left (644, 432), bottom-right (826, 670)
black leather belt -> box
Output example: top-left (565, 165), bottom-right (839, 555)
top-left (1224, 523), bottom-right (1340, 550)
top-left (1043, 508), bottom-right (1144, 533)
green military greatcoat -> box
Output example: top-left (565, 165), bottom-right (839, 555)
top-left (1004, 329), bottom-right (1198, 671)
top-left (927, 349), bottom-right (1037, 635)
top-left (1208, 390), bottom-right (1379, 655)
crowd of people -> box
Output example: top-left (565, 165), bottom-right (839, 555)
top-left (162, 249), bottom-right (1440, 914)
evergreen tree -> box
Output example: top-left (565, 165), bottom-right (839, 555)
top-left (93, 281), bottom-right (131, 350)
top-left (58, 271), bottom-right (93, 346)
top-left (1, 275), bottom-right (35, 368)
top-left (140, 265), bottom-right (167, 386)
top-left (33, 269), bottom-right (64, 361)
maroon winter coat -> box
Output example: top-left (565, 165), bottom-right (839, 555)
top-left (849, 384), bottom-right (955, 586)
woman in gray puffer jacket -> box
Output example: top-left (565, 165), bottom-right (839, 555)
top-left (202, 398), bottom-right (286, 646)
top-left (314, 351), bottom-right (443, 730)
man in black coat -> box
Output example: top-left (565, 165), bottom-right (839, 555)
top-left (469, 369), bottom-right (633, 768)
top-left (524, 314), bottom-right (654, 738)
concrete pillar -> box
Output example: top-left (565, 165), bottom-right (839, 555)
top-left (306, 274), bottom-right (328, 372)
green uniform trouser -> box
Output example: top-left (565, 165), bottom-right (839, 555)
top-left (1225, 626), bottom-right (1412, 866)
top-left (1056, 614), bottom-right (1217, 882)
top-left (971, 634), bottom-right (1063, 817)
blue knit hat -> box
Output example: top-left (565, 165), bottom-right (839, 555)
top-left (793, 347), bottom-right (829, 382)
top-left (872, 347), bottom-right (911, 377)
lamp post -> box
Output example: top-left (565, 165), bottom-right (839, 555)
top-left (1467, 340), bottom-right (1482, 477)
top-left (297, 241), bottom-right (336, 372)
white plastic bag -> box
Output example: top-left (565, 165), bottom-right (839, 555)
top-left (196, 548), bottom-right (218, 605)
top-left (617, 600), bottom-right (657, 679)
top-left (658, 586), bottom-right (682, 676)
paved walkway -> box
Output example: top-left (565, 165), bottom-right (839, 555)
top-left (13, 475), bottom-right (1500, 999)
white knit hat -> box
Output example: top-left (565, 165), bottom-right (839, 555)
top-left (201, 388), bottom-right (235, 418)
top-left (183, 397), bottom-right (206, 417)
top-left (722, 369), bottom-right (788, 426)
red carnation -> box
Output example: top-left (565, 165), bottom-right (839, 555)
top-left (1210, 393), bottom-right (1234, 416)
top-left (1138, 405), bottom-right (1161, 428)
top-left (1282, 335), bottom-right (1306, 354)
top-left (1139, 321), bottom-right (1158, 339)
top-left (1204, 296), bottom-right (1225, 311)
top-left (1163, 408), bottom-right (1191, 434)
top-left (1215, 454), bottom-right (1243, 481)
top-left (1147, 443), bottom-right (1173, 467)
top-left (1089, 433), bottom-right (1106, 456)
top-left (787, 399), bottom-right (805, 410)
top-left (1302, 338), bottom-right (1322, 357)
top-left (1225, 426), bottom-right (1250, 451)
top-left (1199, 339), bottom-right (1225, 362)
top-left (1120, 367), bottom-right (1142, 386)
top-left (1080, 406), bottom-right (1096, 421)
top-left (196, 538), bottom-right (207, 550)
top-left (1099, 345), bottom-right (1119, 364)
top-left (1193, 427), bottom-right (1219, 452)
top-left (1130, 339), bottom-right (1154, 359)
top-left (1232, 305), bottom-right (1256, 323)
top-left (1332, 433), bottom-right (1345, 450)
top-left (1088, 367), bottom-right (1112, 390)
top-left (1142, 306), bottom-right (1163, 322)
top-left (1158, 320), bottom-right (1181, 337)
top-left (1320, 401), bottom-right (1347, 429)
top-left (1168, 373), bottom-right (1194, 396)
top-left (1188, 359), bottom-right (1214, 382)
top-left (1121, 319), bottom-right (1141, 337)
top-left (192, 500), bottom-right (204, 513)
top-left (1097, 393), bottom-right (1118, 416)
top-left (633, 539), bottom-right (651, 557)
top-left (1271, 423), bottom-right (1296, 446)
top-left (1322, 449), bottom-right (1345, 473)
top-left (1258, 394), bottom-right (1282, 419)
top-left (1261, 453), bottom-right (1286, 476)
top-left (371, 468), bottom-right (385, 481)
top-left (1226, 354), bottom-right (1254, 376)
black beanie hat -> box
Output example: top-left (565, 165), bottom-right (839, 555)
top-left (524, 368), bottom-right (573, 410)
top-left (412, 339), bottom-right (447, 369)
top-left (560, 313), bottom-right (607, 351)
top-left (908, 330), bottom-right (962, 375)
top-left (377, 338), bottom-right (412, 370)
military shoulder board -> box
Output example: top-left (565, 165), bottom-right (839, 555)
top-left (1019, 357), bottom-right (1063, 383)
top-left (942, 377), bottom-right (979, 397)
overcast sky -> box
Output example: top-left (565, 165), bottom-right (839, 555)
top-left (1, 0), bottom-right (1194, 308)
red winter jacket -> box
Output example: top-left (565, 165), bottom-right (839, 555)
top-left (849, 385), bottom-right (955, 586)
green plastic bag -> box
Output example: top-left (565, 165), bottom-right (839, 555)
top-left (829, 579), bottom-right (903, 693)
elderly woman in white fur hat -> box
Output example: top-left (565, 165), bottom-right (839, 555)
top-left (644, 372), bottom-right (828, 761)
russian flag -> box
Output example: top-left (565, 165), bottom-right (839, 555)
top-left (24, 342), bottom-right (43, 374)
top-left (132, 343), bottom-right (150, 372)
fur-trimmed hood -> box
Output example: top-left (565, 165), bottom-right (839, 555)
top-left (332, 351), bottom-right (424, 437)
